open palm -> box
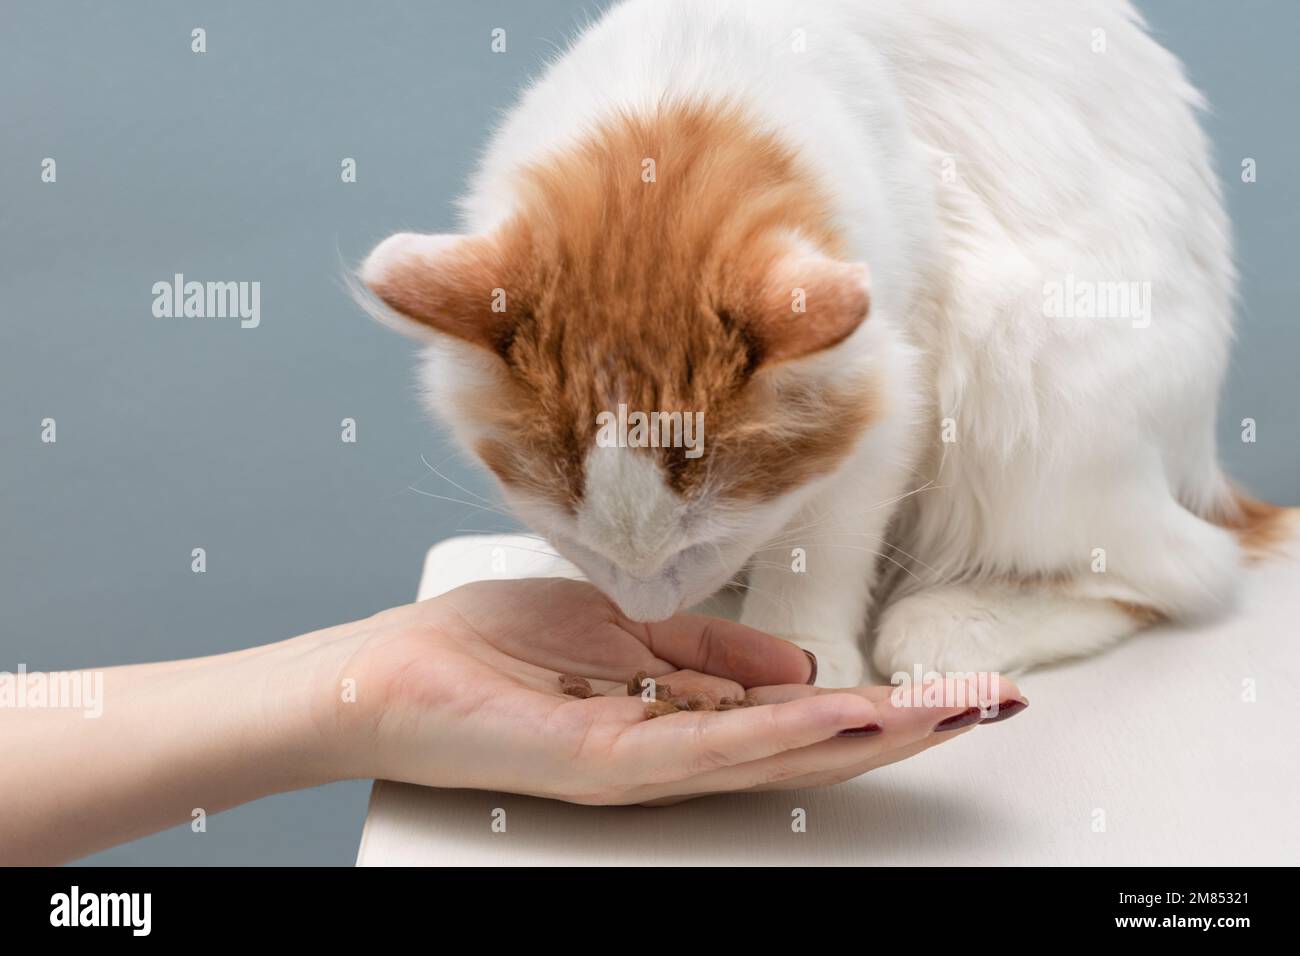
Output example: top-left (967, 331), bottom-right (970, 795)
top-left (340, 578), bottom-right (1022, 804)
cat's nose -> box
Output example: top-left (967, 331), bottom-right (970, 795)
top-left (577, 443), bottom-right (684, 570)
top-left (586, 533), bottom-right (678, 579)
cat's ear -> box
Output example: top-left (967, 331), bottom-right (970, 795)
top-left (745, 254), bottom-right (870, 365)
top-left (359, 232), bottom-right (515, 354)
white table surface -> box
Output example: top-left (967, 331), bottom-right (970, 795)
top-left (356, 530), bottom-right (1300, 866)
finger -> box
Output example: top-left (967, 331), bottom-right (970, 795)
top-left (627, 614), bottom-right (816, 687)
top-left (625, 709), bottom-right (982, 803)
top-left (739, 719), bottom-right (983, 793)
top-left (765, 733), bottom-right (970, 791)
top-left (620, 676), bottom-right (1025, 800)
top-left (744, 683), bottom-right (898, 705)
top-left (610, 692), bottom-right (877, 785)
top-left (746, 674), bottom-right (1025, 720)
top-left (631, 728), bottom-right (977, 805)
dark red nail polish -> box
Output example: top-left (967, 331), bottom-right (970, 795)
top-left (836, 723), bottom-right (883, 738)
top-left (980, 698), bottom-right (1029, 724)
top-left (933, 707), bottom-right (981, 732)
top-left (802, 649), bottom-right (818, 685)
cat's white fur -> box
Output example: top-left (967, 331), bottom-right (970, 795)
top-left (396, 0), bottom-right (1244, 684)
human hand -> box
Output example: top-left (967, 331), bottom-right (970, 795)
top-left (1, 577), bottom-right (1025, 863)
top-left (318, 578), bottom-right (1025, 804)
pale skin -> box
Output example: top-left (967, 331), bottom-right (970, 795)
top-left (1, 578), bottom-right (1024, 865)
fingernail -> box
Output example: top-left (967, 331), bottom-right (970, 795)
top-left (980, 697), bottom-right (1029, 724)
top-left (933, 707), bottom-right (981, 732)
top-left (836, 723), bottom-right (883, 738)
top-left (802, 649), bottom-right (818, 685)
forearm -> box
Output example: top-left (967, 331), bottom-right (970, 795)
top-left (0, 580), bottom-right (951, 863)
top-left (0, 636), bottom-right (355, 865)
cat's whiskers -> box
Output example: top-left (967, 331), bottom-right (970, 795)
top-left (407, 485), bottom-right (515, 520)
top-left (720, 578), bottom-right (795, 616)
top-left (756, 526), bottom-right (944, 580)
top-left (419, 453), bottom-right (501, 509)
top-left (405, 451), bottom-right (521, 527)
top-left (756, 478), bottom-right (943, 547)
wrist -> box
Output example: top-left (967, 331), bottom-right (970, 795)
top-left (234, 626), bottom-right (375, 788)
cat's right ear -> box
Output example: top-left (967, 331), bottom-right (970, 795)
top-left (741, 253), bottom-right (871, 365)
top-left (359, 232), bottom-right (515, 354)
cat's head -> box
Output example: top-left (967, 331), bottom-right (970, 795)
top-left (360, 104), bottom-right (892, 621)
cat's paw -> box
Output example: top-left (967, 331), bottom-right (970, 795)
top-left (783, 637), bottom-right (867, 688)
top-left (872, 589), bottom-right (1013, 677)
top-left (735, 611), bottom-right (868, 686)
top-left (874, 583), bottom-right (1144, 677)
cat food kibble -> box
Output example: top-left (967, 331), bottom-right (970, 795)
top-left (643, 691), bottom-right (757, 719)
top-left (627, 670), bottom-right (674, 700)
top-left (558, 674), bottom-right (595, 699)
top-left (623, 674), bottom-right (763, 719)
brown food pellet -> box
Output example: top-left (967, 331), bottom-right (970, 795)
top-left (643, 700), bottom-right (680, 719)
top-left (626, 671), bottom-right (675, 701)
top-left (640, 687), bottom-right (764, 719)
top-left (558, 674), bottom-right (595, 699)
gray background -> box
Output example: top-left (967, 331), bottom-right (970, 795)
top-left (1, 0), bottom-right (1295, 866)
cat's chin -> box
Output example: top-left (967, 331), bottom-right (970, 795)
top-left (604, 575), bottom-right (735, 623)
top-left (594, 569), bottom-right (727, 622)
top-left (603, 589), bottom-right (682, 623)
top-left (546, 531), bottom-right (741, 621)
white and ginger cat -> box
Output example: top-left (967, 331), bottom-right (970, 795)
top-left (359, 0), bottom-right (1287, 685)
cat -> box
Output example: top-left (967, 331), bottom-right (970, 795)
top-left (358, 0), bottom-right (1288, 686)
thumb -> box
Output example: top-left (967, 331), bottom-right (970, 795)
top-left (628, 613), bottom-right (817, 688)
